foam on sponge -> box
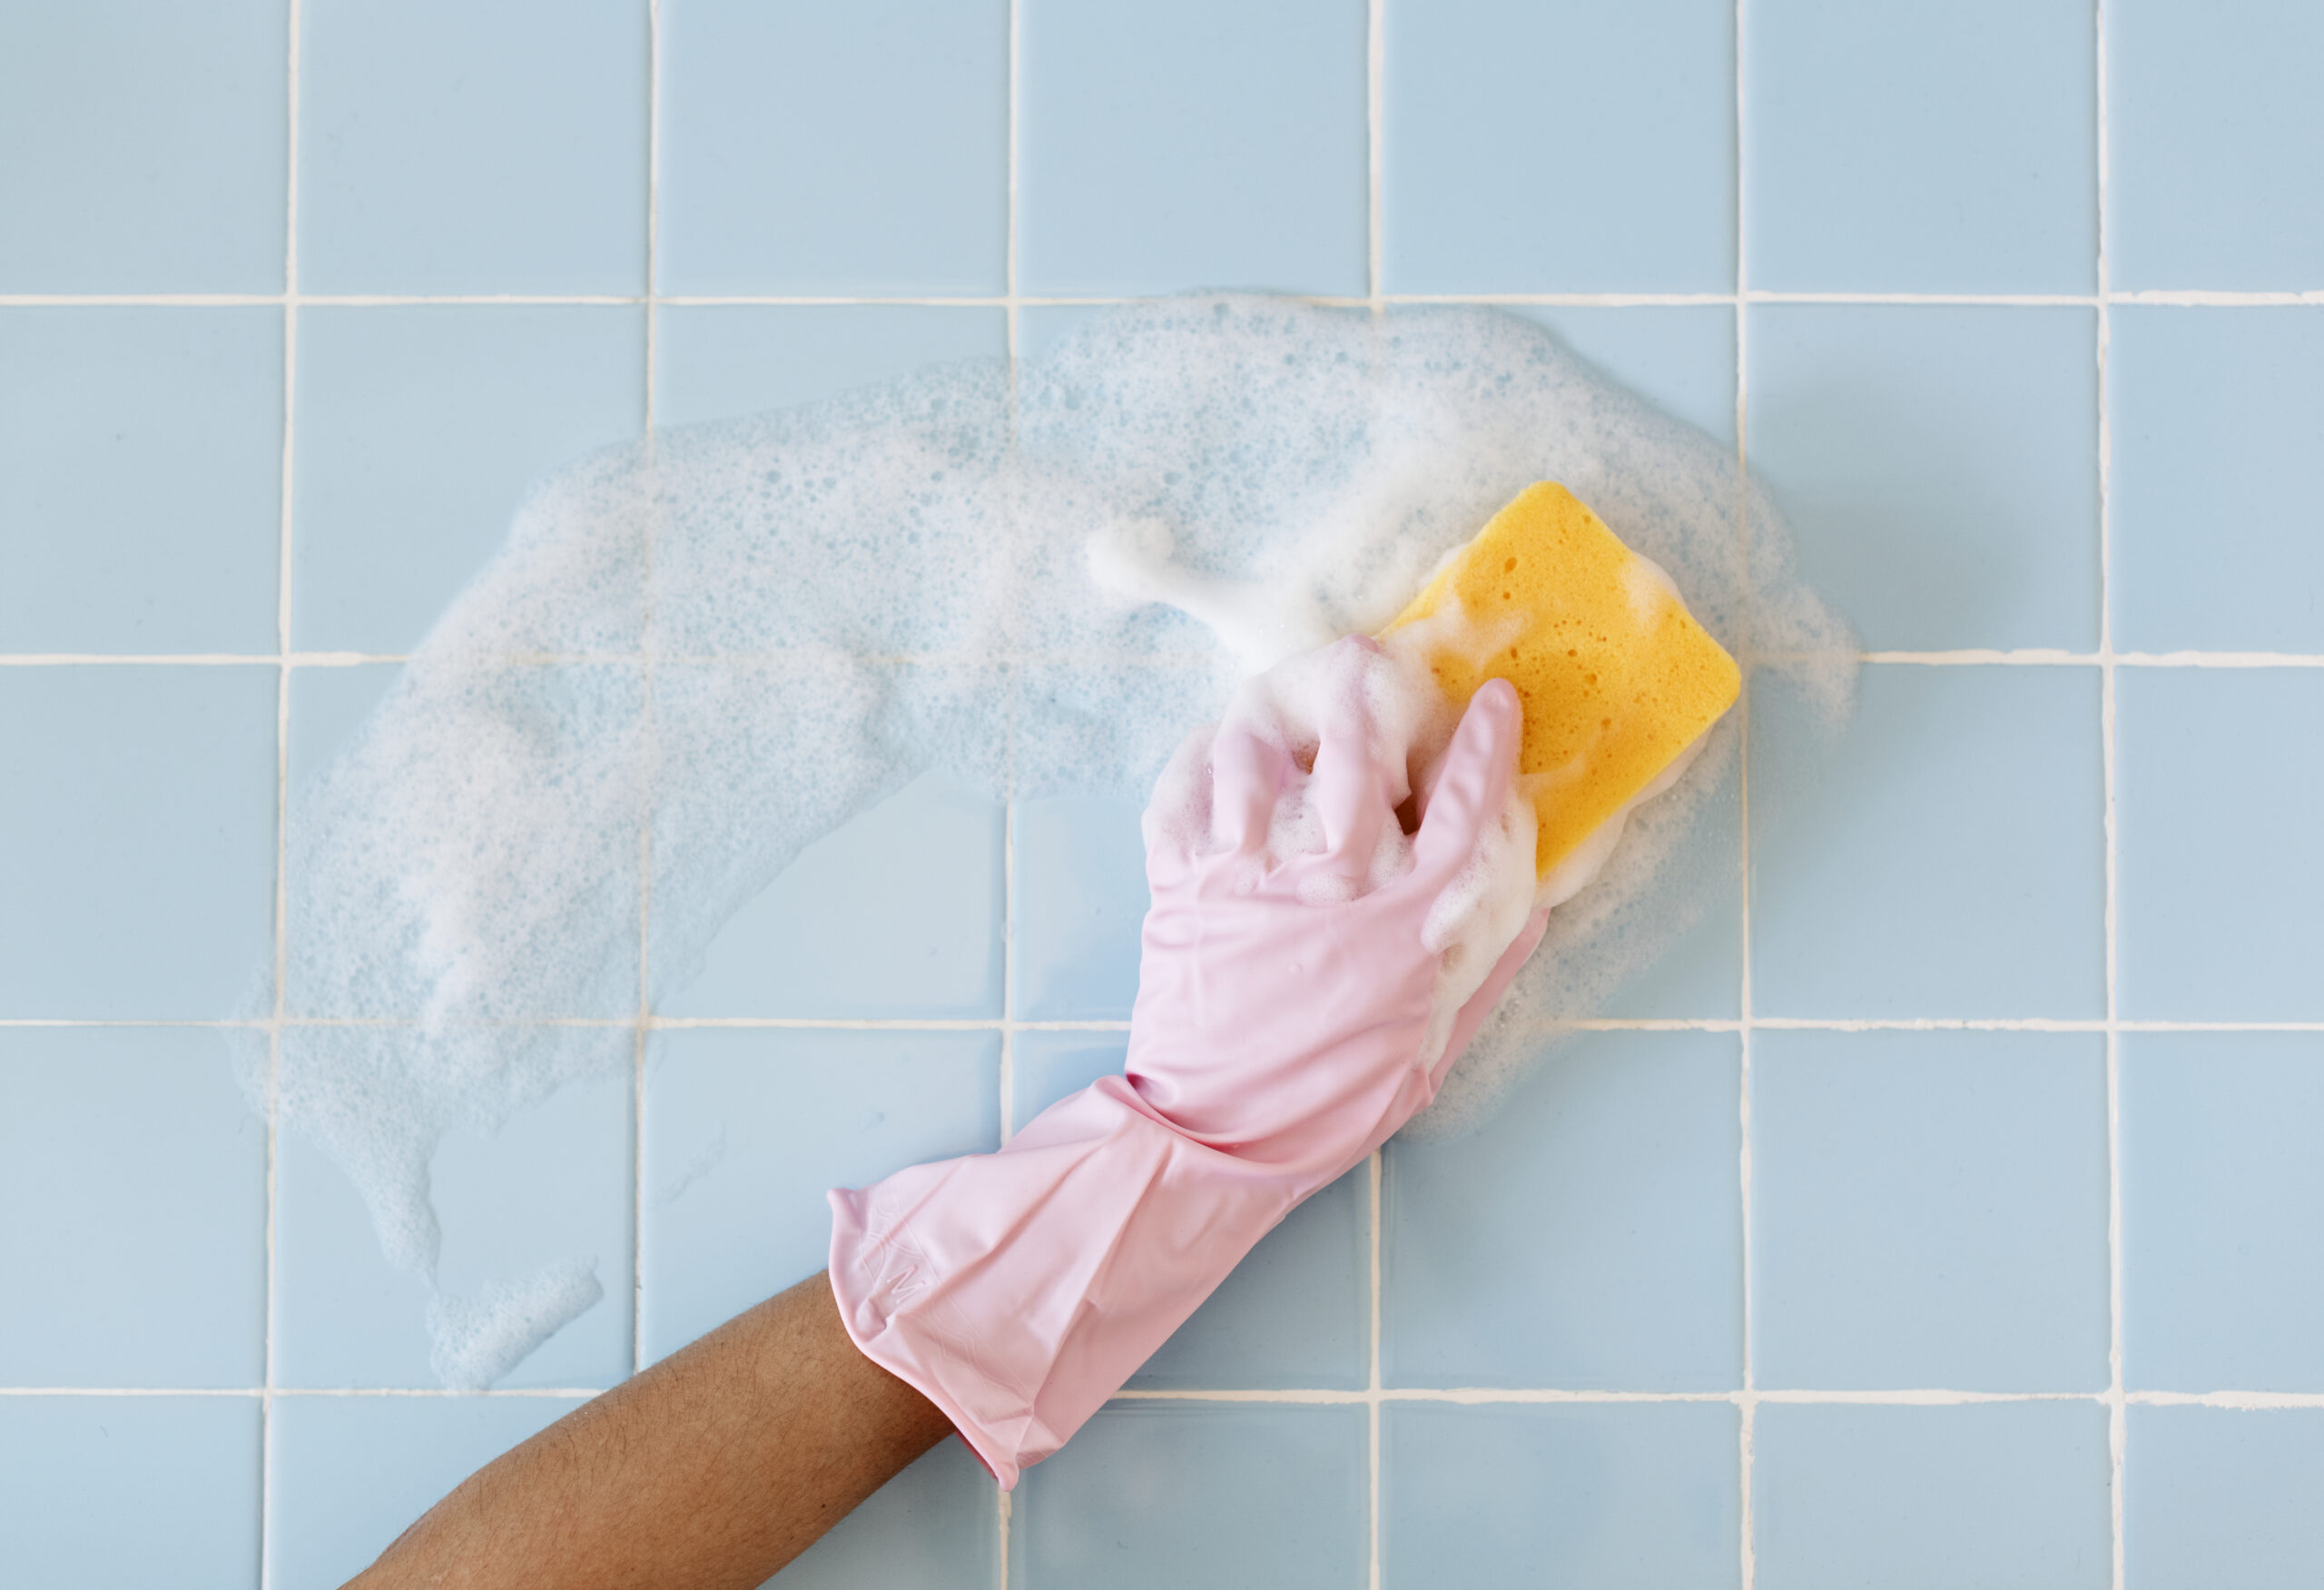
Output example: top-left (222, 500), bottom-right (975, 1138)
top-left (1382, 482), bottom-right (1741, 892)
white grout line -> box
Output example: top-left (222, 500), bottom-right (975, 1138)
top-left (998, 9), bottom-right (1021, 1581)
top-left (259, 5), bottom-right (301, 1582)
top-left (1728, 0), bottom-right (1757, 1580)
top-left (11, 646), bottom-right (2324, 670)
top-left (14, 1382), bottom-right (2324, 1406)
top-left (8, 289), bottom-right (2323, 311)
top-left (1366, 5), bottom-right (1389, 1580)
top-left (1732, 1), bottom-right (1759, 1580)
top-left (1367, 1148), bottom-right (1385, 1590)
top-left (1004, 0), bottom-right (1021, 365)
top-left (630, 0), bottom-right (665, 1392)
top-left (2095, 5), bottom-right (2129, 1585)
top-left (14, 1013), bottom-right (2324, 1034)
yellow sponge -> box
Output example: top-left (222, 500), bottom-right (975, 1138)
top-left (1382, 482), bottom-right (1740, 880)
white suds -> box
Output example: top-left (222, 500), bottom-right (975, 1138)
top-left (234, 296), bottom-right (1852, 1382)
top-left (426, 1258), bottom-right (605, 1391)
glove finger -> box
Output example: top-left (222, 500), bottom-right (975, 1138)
top-left (1412, 677), bottom-right (1523, 884)
top-left (1430, 906), bottom-right (1549, 1092)
top-left (1210, 721), bottom-right (1286, 855)
top-left (1311, 642), bottom-right (1387, 872)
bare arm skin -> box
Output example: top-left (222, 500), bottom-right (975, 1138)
top-left (349, 1271), bottom-right (955, 1590)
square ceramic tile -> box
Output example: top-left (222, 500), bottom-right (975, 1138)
top-left (1010, 1403), bottom-right (1365, 1590)
top-left (1746, 0), bottom-right (2095, 293)
top-left (291, 306), bottom-right (643, 654)
top-left (1505, 305), bottom-right (1739, 448)
top-left (0, 3), bottom-right (284, 292)
top-left (654, 306), bottom-right (1008, 429)
top-left (1384, 0), bottom-right (1732, 293)
top-left (640, 1028), bottom-right (999, 1363)
top-left (1016, 304), bottom-right (1116, 363)
top-left (2116, 668), bottom-right (2324, 1021)
top-left (1010, 795), bottom-right (1149, 1022)
top-left (1749, 665), bottom-right (2106, 1019)
top-left (0, 1397), bottom-right (261, 1587)
top-left (273, 1052), bottom-right (632, 1390)
top-left (778, 1438), bottom-right (999, 1588)
top-left (2109, 307), bottom-right (2324, 654)
top-left (0, 309), bottom-right (281, 654)
top-left (2127, 1407), bottom-right (2324, 1589)
top-left (2109, 0), bottom-right (2324, 289)
top-left (1753, 1403), bottom-right (2112, 1589)
top-left (1384, 1031), bottom-right (1743, 1390)
top-left (1753, 1029), bottom-right (2110, 1391)
top-left (1017, 0), bottom-right (1367, 296)
top-left (2122, 1032), bottom-right (2324, 1391)
top-left (298, 0), bottom-right (646, 295)
top-left (656, 774), bottom-right (1003, 1020)
top-left (1013, 1032), bottom-right (1366, 1390)
top-left (0, 667), bottom-right (275, 1018)
top-left (0, 1029), bottom-right (263, 1387)
top-left (1748, 305), bottom-right (2100, 652)
top-left (1384, 1403), bottom-right (1739, 1587)
top-left (284, 661), bottom-right (645, 1018)
top-left (267, 1393), bottom-right (574, 1588)
top-left (656, 0), bottom-right (1006, 296)
top-left (1584, 737), bottom-right (1742, 1021)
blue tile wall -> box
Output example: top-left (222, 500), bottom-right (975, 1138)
top-left (1504, 305), bottom-right (1739, 447)
top-left (2109, 0), bottom-right (2324, 290)
top-left (1009, 795), bottom-right (1150, 1022)
top-left (657, 775), bottom-right (1004, 1021)
top-left (272, 1057), bottom-right (633, 1390)
top-left (0, 2), bottom-right (286, 293)
top-left (1753, 1029), bottom-right (2110, 1392)
top-left (298, 0), bottom-right (647, 296)
top-left (1384, 1402), bottom-right (1740, 1589)
top-left (778, 1438), bottom-right (1000, 1588)
top-left (291, 305), bottom-right (644, 655)
top-left (1749, 664), bottom-right (2106, 1019)
top-left (0, 1028), bottom-right (265, 1388)
top-left (0, 667), bottom-right (276, 1019)
top-left (2115, 667), bottom-right (2324, 1022)
top-left (1746, 0), bottom-right (2095, 293)
top-left (657, 0), bottom-right (1008, 297)
top-left (1754, 1402), bottom-right (2113, 1590)
top-left (1, 309), bottom-right (282, 655)
top-left (267, 1394), bottom-right (570, 1588)
top-left (1384, 0), bottom-right (1734, 294)
top-left (1017, 0), bottom-right (1368, 296)
top-left (654, 306), bottom-right (1008, 429)
top-left (2126, 1407), bottom-right (2324, 1590)
top-left (2109, 307), bottom-right (2324, 655)
top-left (2122, 1032), bottom-right (2324, 1392)
top-left (14, 0), bottom-right (2323, 1579)
top-left (0, 1396), bottom-right (261, 1588)
top-left (1384, 1030), bottom-right (1743, 1390)
top-left (640, 1028), bottom-right (999, 1363)
top-left (1748, 305), bottom-right (2100, 652)
top-left (1014, 1032), bottom-right (1369, 1390)
top-left (1011, 1402), bottom-right (1366, 1590)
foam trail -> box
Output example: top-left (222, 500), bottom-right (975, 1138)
top-left (427, 1259), bottom-right (606, 1391)
top-left (235, 297), bottom-right (1853, 1382)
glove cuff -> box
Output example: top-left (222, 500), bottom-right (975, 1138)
top-left (827, 1076), bottom-right (1296, 1488)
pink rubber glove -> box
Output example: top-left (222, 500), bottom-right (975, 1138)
top-left (829, 637), bottom-right (1547, 1486)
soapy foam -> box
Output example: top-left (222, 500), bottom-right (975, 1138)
top-left (235, 296), bottom-right (1853, 1384)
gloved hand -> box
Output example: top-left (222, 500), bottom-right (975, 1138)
top-left (829, 637), bottom-right (1548, 1486)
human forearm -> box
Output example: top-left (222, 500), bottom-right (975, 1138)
top-left (350, 1271), bottom-right (952, 1590)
